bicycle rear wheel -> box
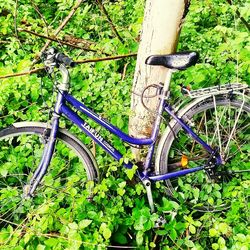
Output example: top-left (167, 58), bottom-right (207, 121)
top-left (0, 123), bottom-right (98, 234)
top-left (157, 94), bottom-right (250, 211)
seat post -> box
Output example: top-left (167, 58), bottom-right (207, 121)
top-left (163, 69), bottom-right (173, 92)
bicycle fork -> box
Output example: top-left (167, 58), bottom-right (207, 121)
top-left (23, 66), bottom-right (70, 198)
top-left (23, 114), bottom-right (60, 198)
top-left (23, 95), bottom-right (63, 198)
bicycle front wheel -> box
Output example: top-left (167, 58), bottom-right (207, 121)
top-left (157, 94), bottom-right (250, 211)
top-left (0, 122), bottom-right (98, 233)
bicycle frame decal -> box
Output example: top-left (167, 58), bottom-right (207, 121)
top-left (81, 122), bottom-right (105, 143)
top-left (55, 91), bottom-right (219, 181)
top-left (64, 93), bottom-right (155, 145)
top-left (60, 103), bottom-right (132, 169)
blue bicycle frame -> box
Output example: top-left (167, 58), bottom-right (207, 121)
top-left (28, 78), bottom-right (222, 197)
top-left (51, 90), bottom-right (218, 180)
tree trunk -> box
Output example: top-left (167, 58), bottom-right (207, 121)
top-left (129, 0), bottom-right (190, 161)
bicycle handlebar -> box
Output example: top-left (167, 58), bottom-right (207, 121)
top-left (55, 53), bottom-right (76, 67)
top-left (42, 48), bottom-right (76, 68)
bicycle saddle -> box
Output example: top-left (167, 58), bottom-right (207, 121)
top-left (145, 51), bottom-right (199, 70)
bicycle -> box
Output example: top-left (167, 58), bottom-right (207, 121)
top-left (0, 48), bottom-right (249, 230)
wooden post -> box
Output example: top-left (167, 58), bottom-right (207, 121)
top-left (129, 0), bottom-right (190, 160)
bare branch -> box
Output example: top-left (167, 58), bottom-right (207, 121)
top-left (14, 0), bottom-right (18, 37)
top-left (19, 28), bottom-right (98, 53)
top-left (76, 53), bottom-right (136, 63)
top-left (33, 0), bottom-right (85, 64)
top-left (13, 0), bottom-right (25, 49)
top-left (0, 53), bottom-right (137, 79)
top-left (121, 62), bottom-right (129, 81)
top-left (0, 68), bottom-right (44, 79)
top-left (226, 0), bottom-right (250, 32)
top-left (96, 0), bottom-right (124, 43)
top-left (0, 41), bottom-right (10, 44)
top-left (64, 35), bottom-right (95, 47)
top-left (30, 0), bottom-right (49, 35)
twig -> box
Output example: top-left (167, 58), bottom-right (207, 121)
top-left (0, 53), bottom-right (137, 79)
top-left (76, 53), bottom-right (136, 64)
top-left (96, 0), bottom-right (123, 43)
top-left (0, 68), bottom-right (44, 79)
top-left (14, 0), bottom-right (18, 37)
top-left (226, 0), bottom-right (250, 32)
top-left (153, 234), bottom-right (158, 244)
top-left (33, 0), bottom-right (84, 64)
top-left (30, 0), bottom-right (49, 35)
top-left (64, 35), bottom-right (95, 47)
top-left (0, 41), bottom-right (10, 44)
top-left (13, 0), bottom-right (24, 50)
top-left (91, 141), bottom-right (96, 157)
top-left (19, 28), bottom-right (98, 53)
top-left (121, 62), bottom-right (129, 81)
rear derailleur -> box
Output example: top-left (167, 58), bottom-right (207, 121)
top-left (204, 149), bottom-right (221, 181)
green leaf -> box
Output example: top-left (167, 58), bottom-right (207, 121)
top-left (68, 231), bottom-right (82, 248)
top-left (170, 228), bottom-right (177, 241)
top-left (0, 168), bottom-right (8, 177)
top-left (193, 188), bottom-right (200, 200)
top-left (45, 238), bottom-right (58, 247)
top-left (218, 237), bottom-right (226, 246)
top-left (116, 114), bottom-right (124, 128)
top-left (189, 224), bottom-right (196, 234)
top-left (113, 232), bottom-right (128, 244)
top-left (134, 215), bottom-right (148, 231)
top-left (79, 219), bottom-right (92, 229)
top-left (209, 228), bottom-right (219, 237)
top-left (68, 222), bottom-right (78, 230)
top-left (100, 223), bottom-right (112, 240)
top-left (218, 223), bottom-right (228, 234)
top-left (0, 229), bottom-right (10, 244)
top-left (37, 204), bottom-right (49, 214)
top-left (212, 243), bottom-right (219, 250)
top-left (136, 231), bottom-right (144, 246)
top-left (150, 242), bottom-right (156, 248)
top-left (125, 165), bottom-right (137, 180)
top-left (117, 187), bottom-right (126, 196)
top-left (103, 227), bottom-right (112, 240)
top-left (185, 239), bottom-right (195, 248)
top-left (69, 187), bottom-right (78, 197)
top-left (37, 245), bottom-right (46, 250)
top-left (237, 233), bottom-right (246, 242)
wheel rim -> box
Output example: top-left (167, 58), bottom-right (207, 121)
top-left (161, 98), bottom-right (250, 211)
top-left (0, 130), bottom-right (95, 233)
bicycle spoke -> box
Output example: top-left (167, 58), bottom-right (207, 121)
top-left (224, 97), bottom-right (245, 155)
top-left (210, 100), bottom-right (227, 148)
top-left (0, 126), bottom-right (97, 232)
top-left (159, 95), bottom-right (250, 211)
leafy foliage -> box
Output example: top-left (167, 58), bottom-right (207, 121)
top-left (0, 0), bottom-right (249, 249)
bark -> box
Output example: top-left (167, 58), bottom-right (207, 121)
top-left (129, 0), bottom-right (190, 160)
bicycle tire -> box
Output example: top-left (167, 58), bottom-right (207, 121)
top-left (156, 94), bottom-right (250, 211)
top-left (0, 122), bottom-right (99, 232)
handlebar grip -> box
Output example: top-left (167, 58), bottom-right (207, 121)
top-left (55, 53), bottom-right (76, 67)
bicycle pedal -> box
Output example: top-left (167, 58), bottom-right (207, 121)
top-left (154, 216), bottom-right (166, 228)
